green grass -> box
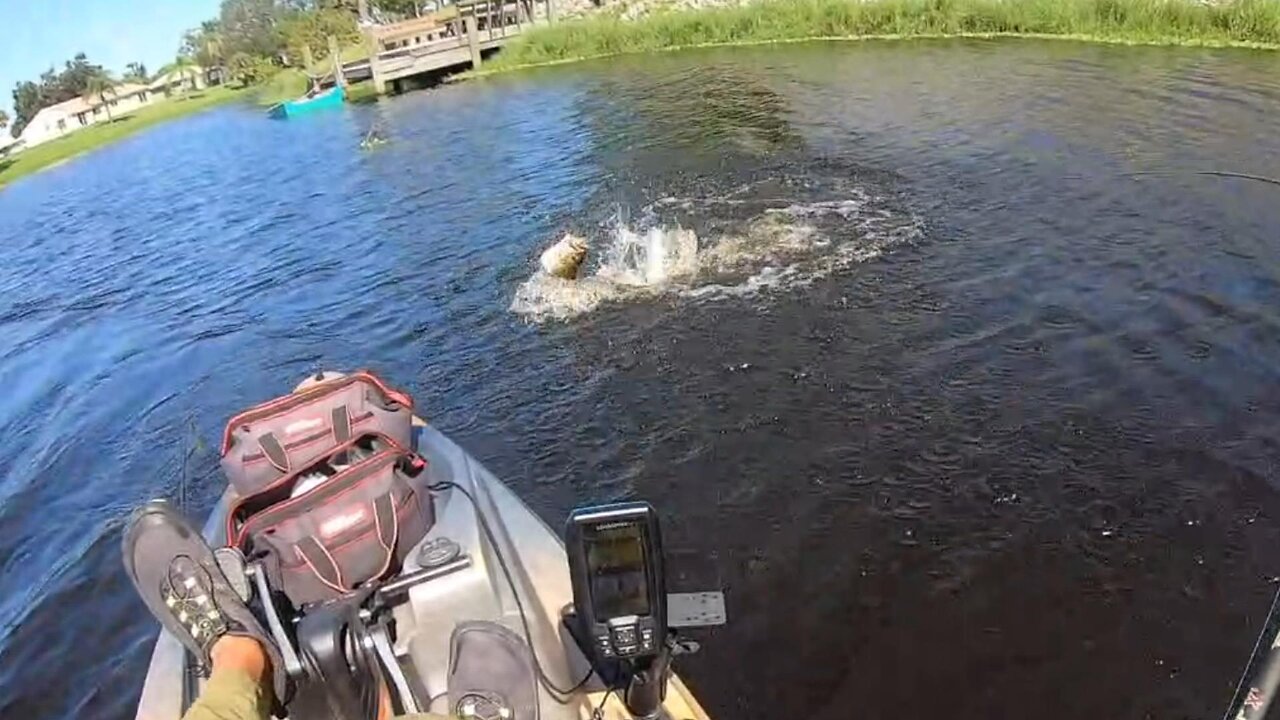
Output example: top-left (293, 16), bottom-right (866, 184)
top-left (482, 0), bottom-right (1280, 72)
top-left (305, 43), bottom-right (372, 76)
top-left (346, 81), bottom-right (381, 104)
top-left (0, 85), bottom-right (248, 189)
top-left (255, 69), bottom-right (313, 106)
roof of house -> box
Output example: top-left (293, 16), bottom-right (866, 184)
top-left (148, 67), bottom-right (205, 90)
top-left (112, 82), bottom-right (150, 98)
top-left (26, 97), bottom-right (89, 124)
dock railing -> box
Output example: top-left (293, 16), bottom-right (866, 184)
top-left (363, 0), bottom-right (553, 91)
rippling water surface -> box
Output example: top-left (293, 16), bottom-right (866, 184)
top-left (3, 39), bottom-right (1280, 720)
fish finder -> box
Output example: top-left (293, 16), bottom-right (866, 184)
top-left (566, 502), bottom-right (666, 663)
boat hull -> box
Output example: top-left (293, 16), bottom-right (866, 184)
top-left (268, 85), bottom-right (345, 119)
top-left (133, 419), bottom-right (710, 719)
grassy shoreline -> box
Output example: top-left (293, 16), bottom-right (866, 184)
top-left (480, 0), bottom-right (1280, 73)
top-left (0, 85), bottom-right (248, 189)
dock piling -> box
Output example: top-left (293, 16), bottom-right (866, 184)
top-left (467, 13), bottom-right (482, 69)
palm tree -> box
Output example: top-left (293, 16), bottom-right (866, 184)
top-left (194, 21), bottom-right (226, 84)
top-left (172, 55), bottom-right (200, 92)
top-left (202, 33), bottom-right (225, 82)
top-left (83, 69), bottom-right (118, 122)
top-left (123, 61), bottom-right (149, 84)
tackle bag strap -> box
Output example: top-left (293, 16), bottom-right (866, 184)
top-left (296, 537), bottom-right (345, 594)
top-left (294, 493), bottom-right (400, 596)
top-left (258, 434), bottom-right (291, 473)
top-left (372, 493), bottom-right (399, 579)
top-left (255, 404), bottom-right (353, 474)
top-left (332, 405), bottom-right (351, 445)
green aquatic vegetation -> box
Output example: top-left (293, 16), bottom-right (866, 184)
top-left (481, 0), bottom-right (1280, 72)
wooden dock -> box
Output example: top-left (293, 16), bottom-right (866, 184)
top-left (359, 0), bottom-right (555, 93)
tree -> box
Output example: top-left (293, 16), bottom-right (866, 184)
top-left (171, 55), bottom-right (200, 91)
top-left (10, 81), bottom-right (42, 137)
top-left (219, 0), bottom-right (285, 58)
top-left (56, 53), bottom-right (97, 99)
top-left (227, 52), bottom-right (275, 86)
top-left (199, 31), bottom-right (226, 75)
top-left (376, 0), bottom-right (421, 17)
top-left (123, 62), bottom-right (149, 83)
top-left (83, 69), bottom-right (118, 122)
top-left (279, 7), bottom-right (361, 67)
top-left (0, 110), bottom-right (8, 131)
top-left (183, 21), bottom-right (227, 77)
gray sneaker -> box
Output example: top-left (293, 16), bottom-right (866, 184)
top-left (122, 500), bottom-right (291, 704)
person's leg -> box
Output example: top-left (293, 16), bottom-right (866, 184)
top-left (181, 634), bottom-right (455, 720)
top-left (181, 636), bottom-right (273, 720)
top-left (122, 500), bottom-right (290, 709)
top-left (123, 500), bottom-right (453, 720)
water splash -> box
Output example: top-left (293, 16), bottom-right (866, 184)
top-left (510, 179), bottom-right (922, 322)
top-left (511, 224), bottom-right (699, 321)
top-left (598, 225), bottom-right (699, 286)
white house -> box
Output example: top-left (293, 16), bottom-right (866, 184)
top-left (18, 100), bottom-right (84, 148)
top-left (18, 83), bottom-right (155, 149)
top-left (101, 83), bottom-right (154, 115)
top-left (0, 133), bottom-right (23, 157)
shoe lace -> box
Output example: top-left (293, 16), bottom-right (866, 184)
top-left (161, 554), bottom-right (228, 652)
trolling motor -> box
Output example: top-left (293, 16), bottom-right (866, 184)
top-left (564, 502), bottom-right (725, 718)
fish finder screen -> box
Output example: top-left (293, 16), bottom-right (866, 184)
top-left (585, 524), bottom-right (651, 618)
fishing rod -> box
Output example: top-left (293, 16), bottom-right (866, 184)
top-left (177, 416), bottom-right (210, 513)
top-left (1223, 583), bottom-right (1280, 719)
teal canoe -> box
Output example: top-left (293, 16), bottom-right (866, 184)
top-left (268, 85), bottom-right (345, 119)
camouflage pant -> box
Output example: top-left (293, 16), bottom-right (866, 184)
top-left (182, 667), bottom-right (450, 720)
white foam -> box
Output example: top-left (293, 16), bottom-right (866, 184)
top-left (597, 225), bottom-right (698, 286)
top-left (509, 186), bottom-right (921, 322)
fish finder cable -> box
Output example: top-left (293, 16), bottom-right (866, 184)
top-left (427, 481), bottom-right (594, 706)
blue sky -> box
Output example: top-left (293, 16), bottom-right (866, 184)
top-left (1, 0), bottom-right (222, 120)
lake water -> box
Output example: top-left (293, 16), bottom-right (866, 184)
top-left (3, 38), bottom-right (1280, 720)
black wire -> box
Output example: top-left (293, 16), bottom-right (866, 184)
top-left (427, 481), bottom-right (594, 704)
top-left (428, 689), bottom-right (448, 706)
top-left (590, 685), bottom-right (615, 720)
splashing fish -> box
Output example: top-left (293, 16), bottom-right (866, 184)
top-left (360, 128), bottom-right (388, 150)
top-left (539, 233), bottom-right (589, 279)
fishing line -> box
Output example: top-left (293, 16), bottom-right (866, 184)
top-left (179, 419), bottom-right (190, 513)
top-left (1121, 170), bottom-right (1280, 188)
top-left (177, 417), bottom-right (209, 514)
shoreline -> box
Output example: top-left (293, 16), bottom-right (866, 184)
top-left (475, 0), bottom-right (1280, 75)
top-left (468, 30), bottom-right (1280, 78)
top-left (0, 86), bottom-right (248, 190)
